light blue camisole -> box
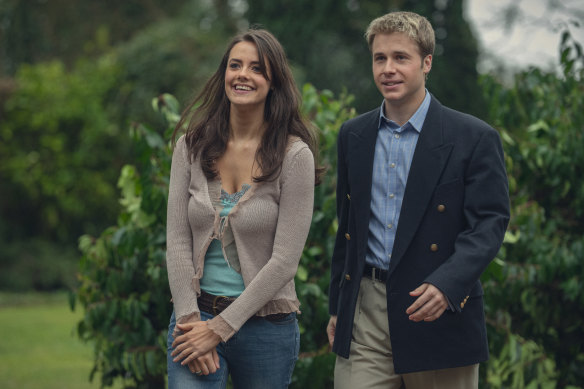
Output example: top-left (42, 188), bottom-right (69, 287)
top-left (199, 184), bottom-right (250, 297)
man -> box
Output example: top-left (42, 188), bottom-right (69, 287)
top-left (326, 11), bottom-right (510, 389)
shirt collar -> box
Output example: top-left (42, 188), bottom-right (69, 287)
top-left (378, 89), bottom-right (432, 133)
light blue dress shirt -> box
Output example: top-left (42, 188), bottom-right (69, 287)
top-left (365, 91), bottom-right (432, 270)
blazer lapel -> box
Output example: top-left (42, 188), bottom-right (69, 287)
top-left (388, 98), bottom-right (453, 277)
top-left (347, 109), bottom-right (380, 258)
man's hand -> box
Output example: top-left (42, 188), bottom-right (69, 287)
top-left (326, 316), bottom-right (337, 347)
top-left (406, 283), bottom-right (448, 322)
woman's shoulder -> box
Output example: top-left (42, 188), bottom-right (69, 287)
top-left (285, 135), bottom-right (311, 155)
top-left (174, 133), bottom-right (203, 164)
top-left (281, 136), bottom-right (314, 178)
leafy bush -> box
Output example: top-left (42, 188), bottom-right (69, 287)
top-left (291, 85), bottom-right (356, 388)
top-left (480, 30), bottom-right (584, 388)
top-left (74, 94), bottom-right (177, 388)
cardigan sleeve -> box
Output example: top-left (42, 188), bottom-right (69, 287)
top-left (207, 142), bottom-right (315, 341)
top-left (166, 136), bottom-right (201, 327)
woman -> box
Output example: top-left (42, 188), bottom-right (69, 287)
top-left (166, 29), bottom-right (320, 388)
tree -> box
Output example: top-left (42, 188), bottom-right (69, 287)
top-left (0, 0), bottom-right (186, 75)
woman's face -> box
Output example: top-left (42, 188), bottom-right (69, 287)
top-left (224, 41), bottom-right (272, 110)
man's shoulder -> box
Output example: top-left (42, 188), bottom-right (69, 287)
top-left (434, 99), bottom-right (493, 133)
top-left (340, 107), bottom-right (380, 133)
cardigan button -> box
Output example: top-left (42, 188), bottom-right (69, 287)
top-left (437, 204), bottom-right (446, 212)
top-left (430, 244), bottom-right (438, 252)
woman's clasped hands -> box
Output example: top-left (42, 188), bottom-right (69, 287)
top-left (171, 321), bottom-right (223, 376)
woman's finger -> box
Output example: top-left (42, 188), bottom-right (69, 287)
top-left (188, 360), bottom-right (201, 374)
top-left (212, 349), bottom-right (220, 369)
top-left (171, 341), bottom-right (188, 357)
top-left (177, 322), bottom-right (196, 331)
top-left (173, 346), bottom-right (196, 363)
top-left (171, 333), bottom-right (186, 349)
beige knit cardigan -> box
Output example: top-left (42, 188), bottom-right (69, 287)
top-left (166, 135), bottom-right (315, 341)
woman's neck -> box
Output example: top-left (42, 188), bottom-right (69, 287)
top-left (229, 104), bottom-right (266, 142)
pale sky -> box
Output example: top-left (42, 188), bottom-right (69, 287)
top-left (465, 0), bottom-right (584, 72)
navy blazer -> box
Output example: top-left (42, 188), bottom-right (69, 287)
top-left (329, 96), bottom-right (510, 374)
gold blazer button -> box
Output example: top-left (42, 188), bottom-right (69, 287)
top-left (347, 194), bottom-right (351, 200)
top-left (437, 204), bottom-right (446, 212)
top-left (430, 243), bottom-right (438, 252)
top-left (345, 274), bottom-right (351, 281)
top-left (345, 233), bottom-right (351, 240)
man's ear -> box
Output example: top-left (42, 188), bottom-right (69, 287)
top-left (423, 54), bottom-right (433, 74)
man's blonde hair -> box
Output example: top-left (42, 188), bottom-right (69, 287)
top-left (365, 11), bottom-right (435, 58)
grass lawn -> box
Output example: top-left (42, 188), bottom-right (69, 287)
top-left (0, 292), bottom-right (122, 389)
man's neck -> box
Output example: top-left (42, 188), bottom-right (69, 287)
top-left (383, 90), bottom-right (426, 126)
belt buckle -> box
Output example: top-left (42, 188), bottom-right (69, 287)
top-left (212, 295), bottom-right (228, 315)
top-left (370, 266), bottom-right (376, 281)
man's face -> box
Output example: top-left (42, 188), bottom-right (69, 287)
top-left (371, 32), bottom-right (432, 111)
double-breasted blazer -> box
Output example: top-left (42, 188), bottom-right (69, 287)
top-left (329, 95), bottom-right (510, 374)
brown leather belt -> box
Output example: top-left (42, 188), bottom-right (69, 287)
top-left (198, 290), bottom-right (290, 321)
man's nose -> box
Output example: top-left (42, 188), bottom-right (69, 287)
top-left (383, 59), bottom-right (396, 73)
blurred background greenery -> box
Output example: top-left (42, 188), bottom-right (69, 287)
top-left (0, 0), bottom-right (583, 388)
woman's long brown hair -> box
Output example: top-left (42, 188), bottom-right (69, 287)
top-left (172, 29), bottom-right (322, 185)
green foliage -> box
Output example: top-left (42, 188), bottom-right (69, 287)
top-left (480, 30), bottom-right (584, 388)
top-left (75, 94), bottom-right (177, 388)
top-left (0, 57), bottom-right (126, 243)
top-left (0, 239), bottom-right (79, 291)
top-left (0, 0), bottom-right (186, 75)
top-left (485, 312), bottom-right (558, 388)
top-left (112, 6), bottom-right (233, 127)
top-left (292, 85), bottom-right (356, 388)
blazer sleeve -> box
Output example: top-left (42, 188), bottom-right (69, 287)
top-left (424, 126), bottom-right (510, 309)
top-left (329, 125), bottom-right (350, 315)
